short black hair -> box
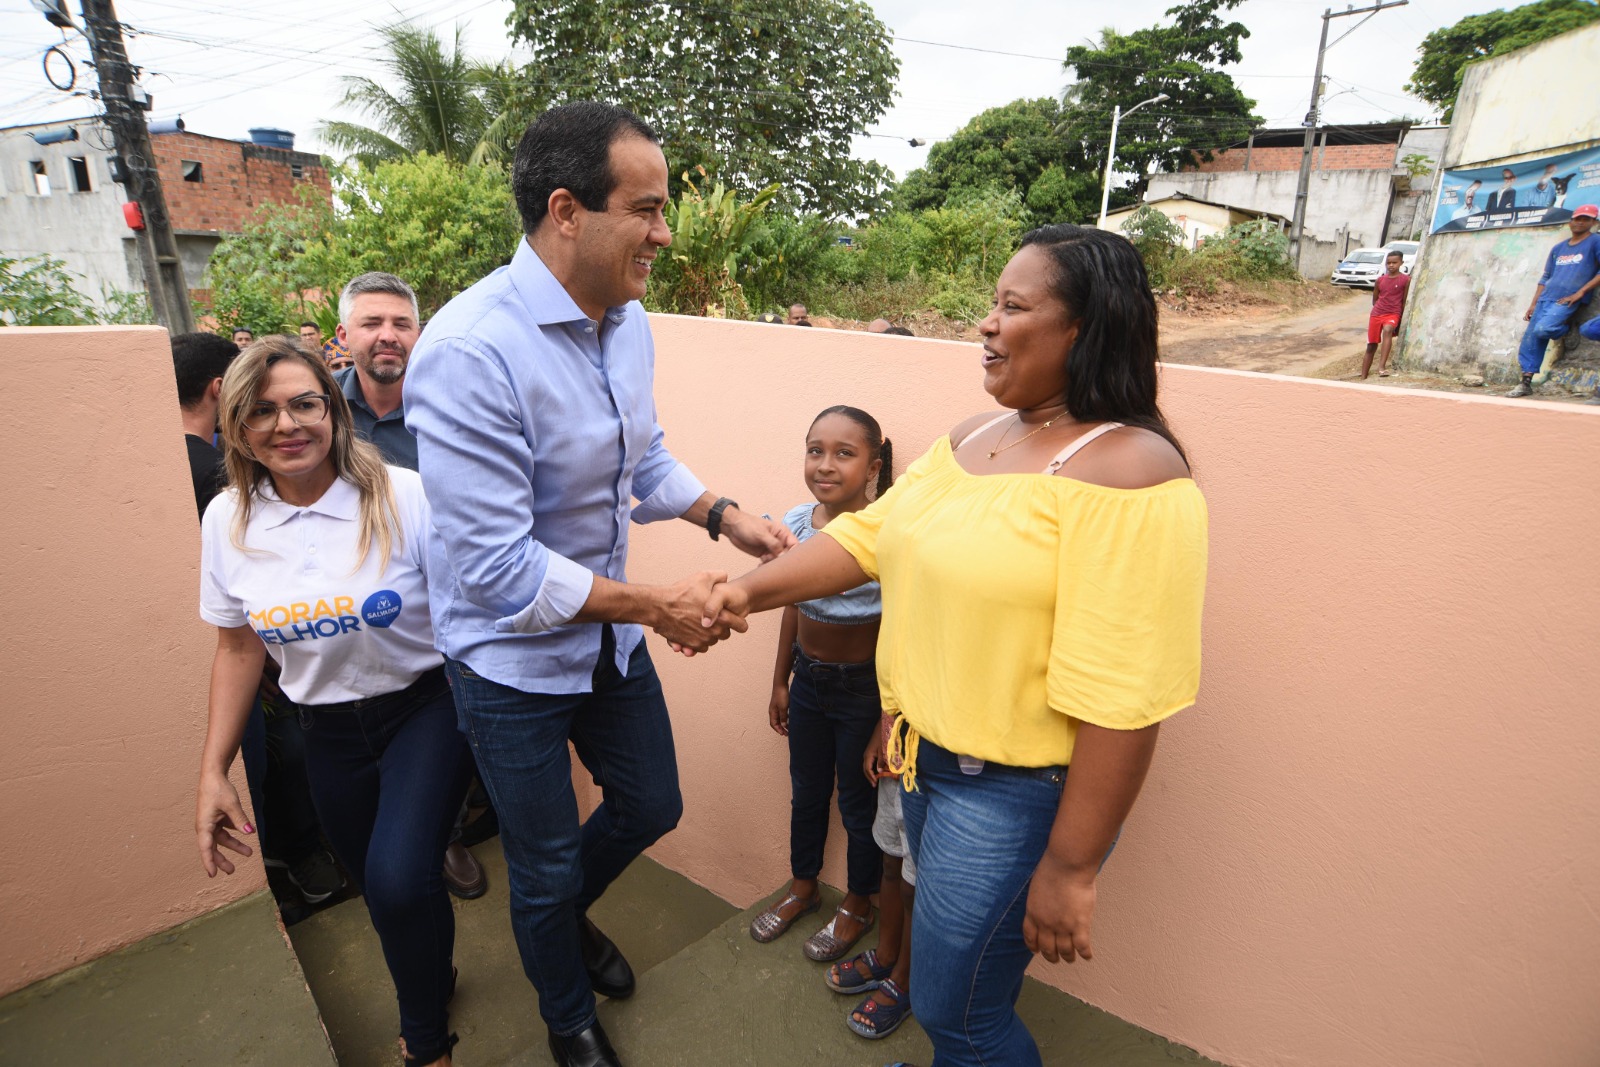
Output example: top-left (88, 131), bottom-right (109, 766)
top-left (1386, 250), bottom-right (1403, 260)
top-left (172, 331), bottom-right (240, 408)
top-left (512, 102), bottom-right (659, 234)
top-left (300, 320), bottom-right (318, 329)
top-left (884, 325), bottom-right (914, 336)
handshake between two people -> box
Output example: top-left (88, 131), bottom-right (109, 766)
top-left (649, 506), bottom-right (793, 655)
top-left (647, 570), bottom-right (755, 656)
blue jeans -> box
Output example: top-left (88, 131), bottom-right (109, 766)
top-left (1580, 315), bottom-right (1600, 342)
top-left (1518, 297), bottom-right (1580, 373)
top-left (787, 647), bottom-right (882, 896)
top-left (298, 668), bottom-right (474, 1065)
top-left (901, 739), bottom-right (1068, 1067)
top-left (444, 629), bottom-right (683, 1036)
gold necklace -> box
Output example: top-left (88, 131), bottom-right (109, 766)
top-left (988, 412), bottom-right (1067, 459)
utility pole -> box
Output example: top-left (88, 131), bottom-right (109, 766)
top-left (1288, 1), bottom-right (1409, 271)
top-left (1098, 93), bottom-right (1168, 229)
top-left (79, 0), bottom-right (194, 333)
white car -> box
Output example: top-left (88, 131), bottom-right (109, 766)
top-left (1331, 248), bottom-right (1389, 288)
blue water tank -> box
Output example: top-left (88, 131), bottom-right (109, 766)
top-left (247, 127), bottom-right (295, 150)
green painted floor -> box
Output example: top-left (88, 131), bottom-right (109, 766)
top-left (290, 839), bottom-right (1224, 1067)
top-left (0, 891), bottom-right (334, 1067)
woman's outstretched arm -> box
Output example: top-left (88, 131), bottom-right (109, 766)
top-left (702, 533), bottom-right (870, 627)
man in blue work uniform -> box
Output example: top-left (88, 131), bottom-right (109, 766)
top-left (1509, 204), bottom-right (1600, 397)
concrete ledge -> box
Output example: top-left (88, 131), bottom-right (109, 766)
top-left (0, 890), bottom-right (333, 1066)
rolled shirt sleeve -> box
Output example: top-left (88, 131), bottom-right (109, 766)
top-left (631, 455), bottom-right (706, 524)
top-left (406, 335), bottom-right (594, 634)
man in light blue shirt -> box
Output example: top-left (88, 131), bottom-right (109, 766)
top-left (405, 102), bottom-right (791, 1067)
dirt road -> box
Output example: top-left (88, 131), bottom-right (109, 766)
top-left (1161, 290), bottom-right (1369, 375)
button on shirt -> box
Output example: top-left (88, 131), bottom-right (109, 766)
top-left (334, 365), bottom-right (417, 470)
top-left (404, 240), bottom-right (706, 693)
top-left (198, 469), bottom-right (443, 705)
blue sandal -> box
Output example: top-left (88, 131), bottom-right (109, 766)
top-left (826, 949), bottom-right (893, 994)
top-left (848, 977), bottom-right (911, 1039)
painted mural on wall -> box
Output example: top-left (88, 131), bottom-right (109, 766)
top-left (1431, 144), bottom-right (1600, 234)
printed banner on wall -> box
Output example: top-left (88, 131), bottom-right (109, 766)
top-left (1431, 145), bottom-right (1600, 234)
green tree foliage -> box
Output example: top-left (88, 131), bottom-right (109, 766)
top-left (894, 98), bottom-right (1099, 228)
top-left (648, 171), bottom-right (780, 317)
top-left (204, 186), bottom-right (336, 335)
top-left (318, 22), bottom-right (515, 166)
top-left (1406, 0), bottom-right (1600, 122)
top-left (505, 0), bottom-right (900, 219)
top-left (302, 155), bottom-right (521, 318)
top-left (205, 156), bottom-right (519, 328)
top-left (0, 254), bottom-right (105, 325)
top-left (1118, 204), bottom-right (1186, 283)
top-left (1059, 0), bottom-right (1260, 201)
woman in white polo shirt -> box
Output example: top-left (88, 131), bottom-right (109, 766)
top-left (194, 336), bottom-right (471, 1067)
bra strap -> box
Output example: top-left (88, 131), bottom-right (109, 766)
top-left (953, 412), bottom-right (1014, 450)
top-left (1044, 422), bottom-right (1124, 474)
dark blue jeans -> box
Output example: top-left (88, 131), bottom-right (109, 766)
top-left (787, 647), bottom-right (882, 896)
top-left (901, 739), bottom-right (1069, 1067)
top-left (444, 630), bottom-right (683, 1036)
top-left (298, 667), bottom-right (473, 1065)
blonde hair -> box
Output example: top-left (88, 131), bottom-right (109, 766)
top-left (217, 335), bottom-right (402, 572)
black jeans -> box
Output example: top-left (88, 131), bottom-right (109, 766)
top-left (297, 667), bottom-right (474, 1065)
top-left (787, 647), bottom-right (882, 897)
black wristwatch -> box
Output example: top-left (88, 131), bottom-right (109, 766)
top-left (707, 497), bottom-right (738, 541)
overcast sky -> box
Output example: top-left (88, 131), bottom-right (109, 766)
top-left (2, 0), bottom-right (1524, 182)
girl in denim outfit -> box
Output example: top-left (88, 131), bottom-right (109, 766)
top-left (749, 407), bottom-right (900, 1005)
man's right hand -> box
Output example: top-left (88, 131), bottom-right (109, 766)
top-left (1526, 305), bottom-right (1536, 321)
top-left (652, 571), bottom-right (745, 653)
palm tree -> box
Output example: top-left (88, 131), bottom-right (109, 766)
top-left (318, 22), bottom-right (498, 166)
top-left (468, 60), bottom-right (548, 168)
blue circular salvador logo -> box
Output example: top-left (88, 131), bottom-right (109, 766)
top-left (362, 590), bottom-right (402, 628)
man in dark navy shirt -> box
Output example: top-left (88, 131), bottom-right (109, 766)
top-left (1509, 205), bottom-right (1600, 397)
top-left (330, 272), bottom-right (421, 469)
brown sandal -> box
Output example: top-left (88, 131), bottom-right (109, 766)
top-left (749, 890), bottom-right (822, 943)
top-left (804, 905), bottom-right (875, 962)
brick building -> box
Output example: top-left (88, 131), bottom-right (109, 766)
top-left (1189, 124), bottom-right (1415, 174)
top-left (153, 128), bottom-right (330, 233)
top-left (0, 116), bottom-right (331, 312)
top-left (1144, 122), bottom-right (1450, 280)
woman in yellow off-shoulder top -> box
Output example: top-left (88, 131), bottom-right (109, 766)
top-left (703, 225), bottom-right (1207, 1067)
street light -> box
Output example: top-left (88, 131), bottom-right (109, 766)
top-left (1098, 93), bottom-right (1168, 228)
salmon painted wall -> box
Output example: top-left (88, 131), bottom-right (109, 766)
top-left (0, 326), bottom-right (263, 997)
top-left (629, 315), bottom-right (1600, 1067)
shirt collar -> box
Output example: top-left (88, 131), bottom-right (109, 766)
top-left (334, 365), bottom-right (370, 412)
top-left (256, 474), bottom-right (360, 528)
top-left (510, 237), bottom-right (631, 328)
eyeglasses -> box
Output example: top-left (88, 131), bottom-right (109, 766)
top-left (243, 393), bottom-right (330, 432)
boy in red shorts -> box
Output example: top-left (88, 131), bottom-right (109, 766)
top-left (1362, 250), bottom-right (1410, 378)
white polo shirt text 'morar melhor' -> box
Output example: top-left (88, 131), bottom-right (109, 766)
top-left (200, 467), bottom-right (443, 706)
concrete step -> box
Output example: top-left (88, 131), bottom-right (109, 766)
top-left (287, 840), bottom-right (736, 1066)
top-left (581, 884), bottom-right (1224, 1067)
top-left (0, 891), bottom-right (335, 1067)
top-left (291, 837), bottom-right (1223, 1066)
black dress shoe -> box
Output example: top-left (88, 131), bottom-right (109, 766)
top-left (548, 1020), bottom-right (622, 1067)
top-left (443, 841), bottom-right (488, 899)
top-left (578, 917), bottom-right (636, 999)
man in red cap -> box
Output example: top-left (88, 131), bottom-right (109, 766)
top-left (1509, 204), bottom-right (1600, 397)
